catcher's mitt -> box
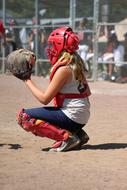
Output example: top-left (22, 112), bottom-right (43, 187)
top-left (6, 49), bottom-right (36, 80)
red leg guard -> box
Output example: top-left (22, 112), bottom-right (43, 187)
top-left (32, 121), bottom-right (69, 141)
top-left (16, 109), bottom-right (69, 142)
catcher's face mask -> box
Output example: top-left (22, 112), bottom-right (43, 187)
top-left (46, 27), bottom-right (79, 65)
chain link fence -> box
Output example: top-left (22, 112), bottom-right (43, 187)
top-left (0, 0), bottom-right (127, 82)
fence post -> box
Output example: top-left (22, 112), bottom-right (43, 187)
top-left (92, 0), bottom-right (99, 81)
top-left (35, 0), bottom-right (39, 76)
top-left (69, 0), bottom-right (76, 31)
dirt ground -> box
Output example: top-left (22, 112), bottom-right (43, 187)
top-left (0, 74), bottom-right (127, 190)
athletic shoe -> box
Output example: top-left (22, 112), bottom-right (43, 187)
top-left (77, 129), bottom-right (89, 146)
top-left (49, 135), bottom-right (80, 152)
top-left (51, 130), bottom-right (89, 151)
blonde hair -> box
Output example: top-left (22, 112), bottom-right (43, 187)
top-left (55, 51), bottom-right (87, 83)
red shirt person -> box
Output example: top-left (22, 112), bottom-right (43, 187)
top-left (0, 20), bottom-right (6, 45)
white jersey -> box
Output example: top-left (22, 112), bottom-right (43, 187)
top-left (60, 79), bottom-right (90, 125)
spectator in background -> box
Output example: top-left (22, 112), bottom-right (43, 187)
top-left (76, 17), bottom-right (93, 72)
top-left (111, 33), bottom-right (124, 82)
top-left (27, 17), bottom-right (37, 51)
top-left (9, 19), bottom-right (22, 49)
top-left (0, 20), bottom-right (6, 55)
top-left (19, 27), bottom-right (28, 49)
top-left (101, 32), bottom-right (115, 79)
top-left (0, 20), bottom-right (6, 43)
top-left (84, 42), bottom-right (94, 78)
top-left (99, 31), bottom-right (124, 81)
top-left (5, 19), bottom-right (22, 55)
top-left (28, 17), bottom-right (47, 59)
top-left (5, 25), bottom-right (15, 55)
top-left (114, 32), bottom-right (127, 83)
top-left (39, 28), bottom-right (47, 59)
top-left (123, 32), bottom-right (127, 61)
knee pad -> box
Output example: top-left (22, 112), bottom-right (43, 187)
top-left (16, 109), bottom-right (36, 131)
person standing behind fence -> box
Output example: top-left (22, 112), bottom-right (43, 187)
top-left (19, 27), bottom-right (28, 49)
top-left (40, 29), bottom-right (47, 59)
top-left (76, 17), bottom-right (89, 63)
top-left (28, 18), bottom-right (47, 59)
top-left (76, 17), bottom-right (93, 71)
top-left (28, 28), bottom-right (47, 58)
top-left (10, 19), bottom-right (22, 49)
top-left (5, 19), bottom-right (22, 55)
top-left (123, 32), bottom-right (127, 61)
top-left (0, 20), bottom-right (6, 56)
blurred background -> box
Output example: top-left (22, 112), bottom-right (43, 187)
top-left (0, 0), bottom-right (127, 82)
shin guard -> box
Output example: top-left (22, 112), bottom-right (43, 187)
top-left (16, 109), bottom-right (69, 142)
top-left (32, 120), bottom-right (69, 141)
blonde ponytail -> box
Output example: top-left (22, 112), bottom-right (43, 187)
top-left (56, 51), bottom-right (87, 83)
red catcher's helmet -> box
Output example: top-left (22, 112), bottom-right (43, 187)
top-left (46, 26), bottom-right (79, 65)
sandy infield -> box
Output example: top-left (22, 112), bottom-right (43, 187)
top-left (0, 74), bottom-right (127, 190)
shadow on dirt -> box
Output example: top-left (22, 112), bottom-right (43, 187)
top-left (1, 143), bottom-right (126, 151)
top-left (82, 143), bottom-right (127, 150)
top-left (42, 143), bottom-right (127, 152)
top-left (0, 143), bottom-right (22, 149)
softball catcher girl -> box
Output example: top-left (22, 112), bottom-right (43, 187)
top-left (17, 26), bottom-right (91, 152)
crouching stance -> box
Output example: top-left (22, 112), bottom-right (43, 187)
top-left (17, 109), bottom-right (80, 151)
top-left (16, 26), bottom-right (91, 152)
top-left (17, 107), bottom-right (89, 152)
